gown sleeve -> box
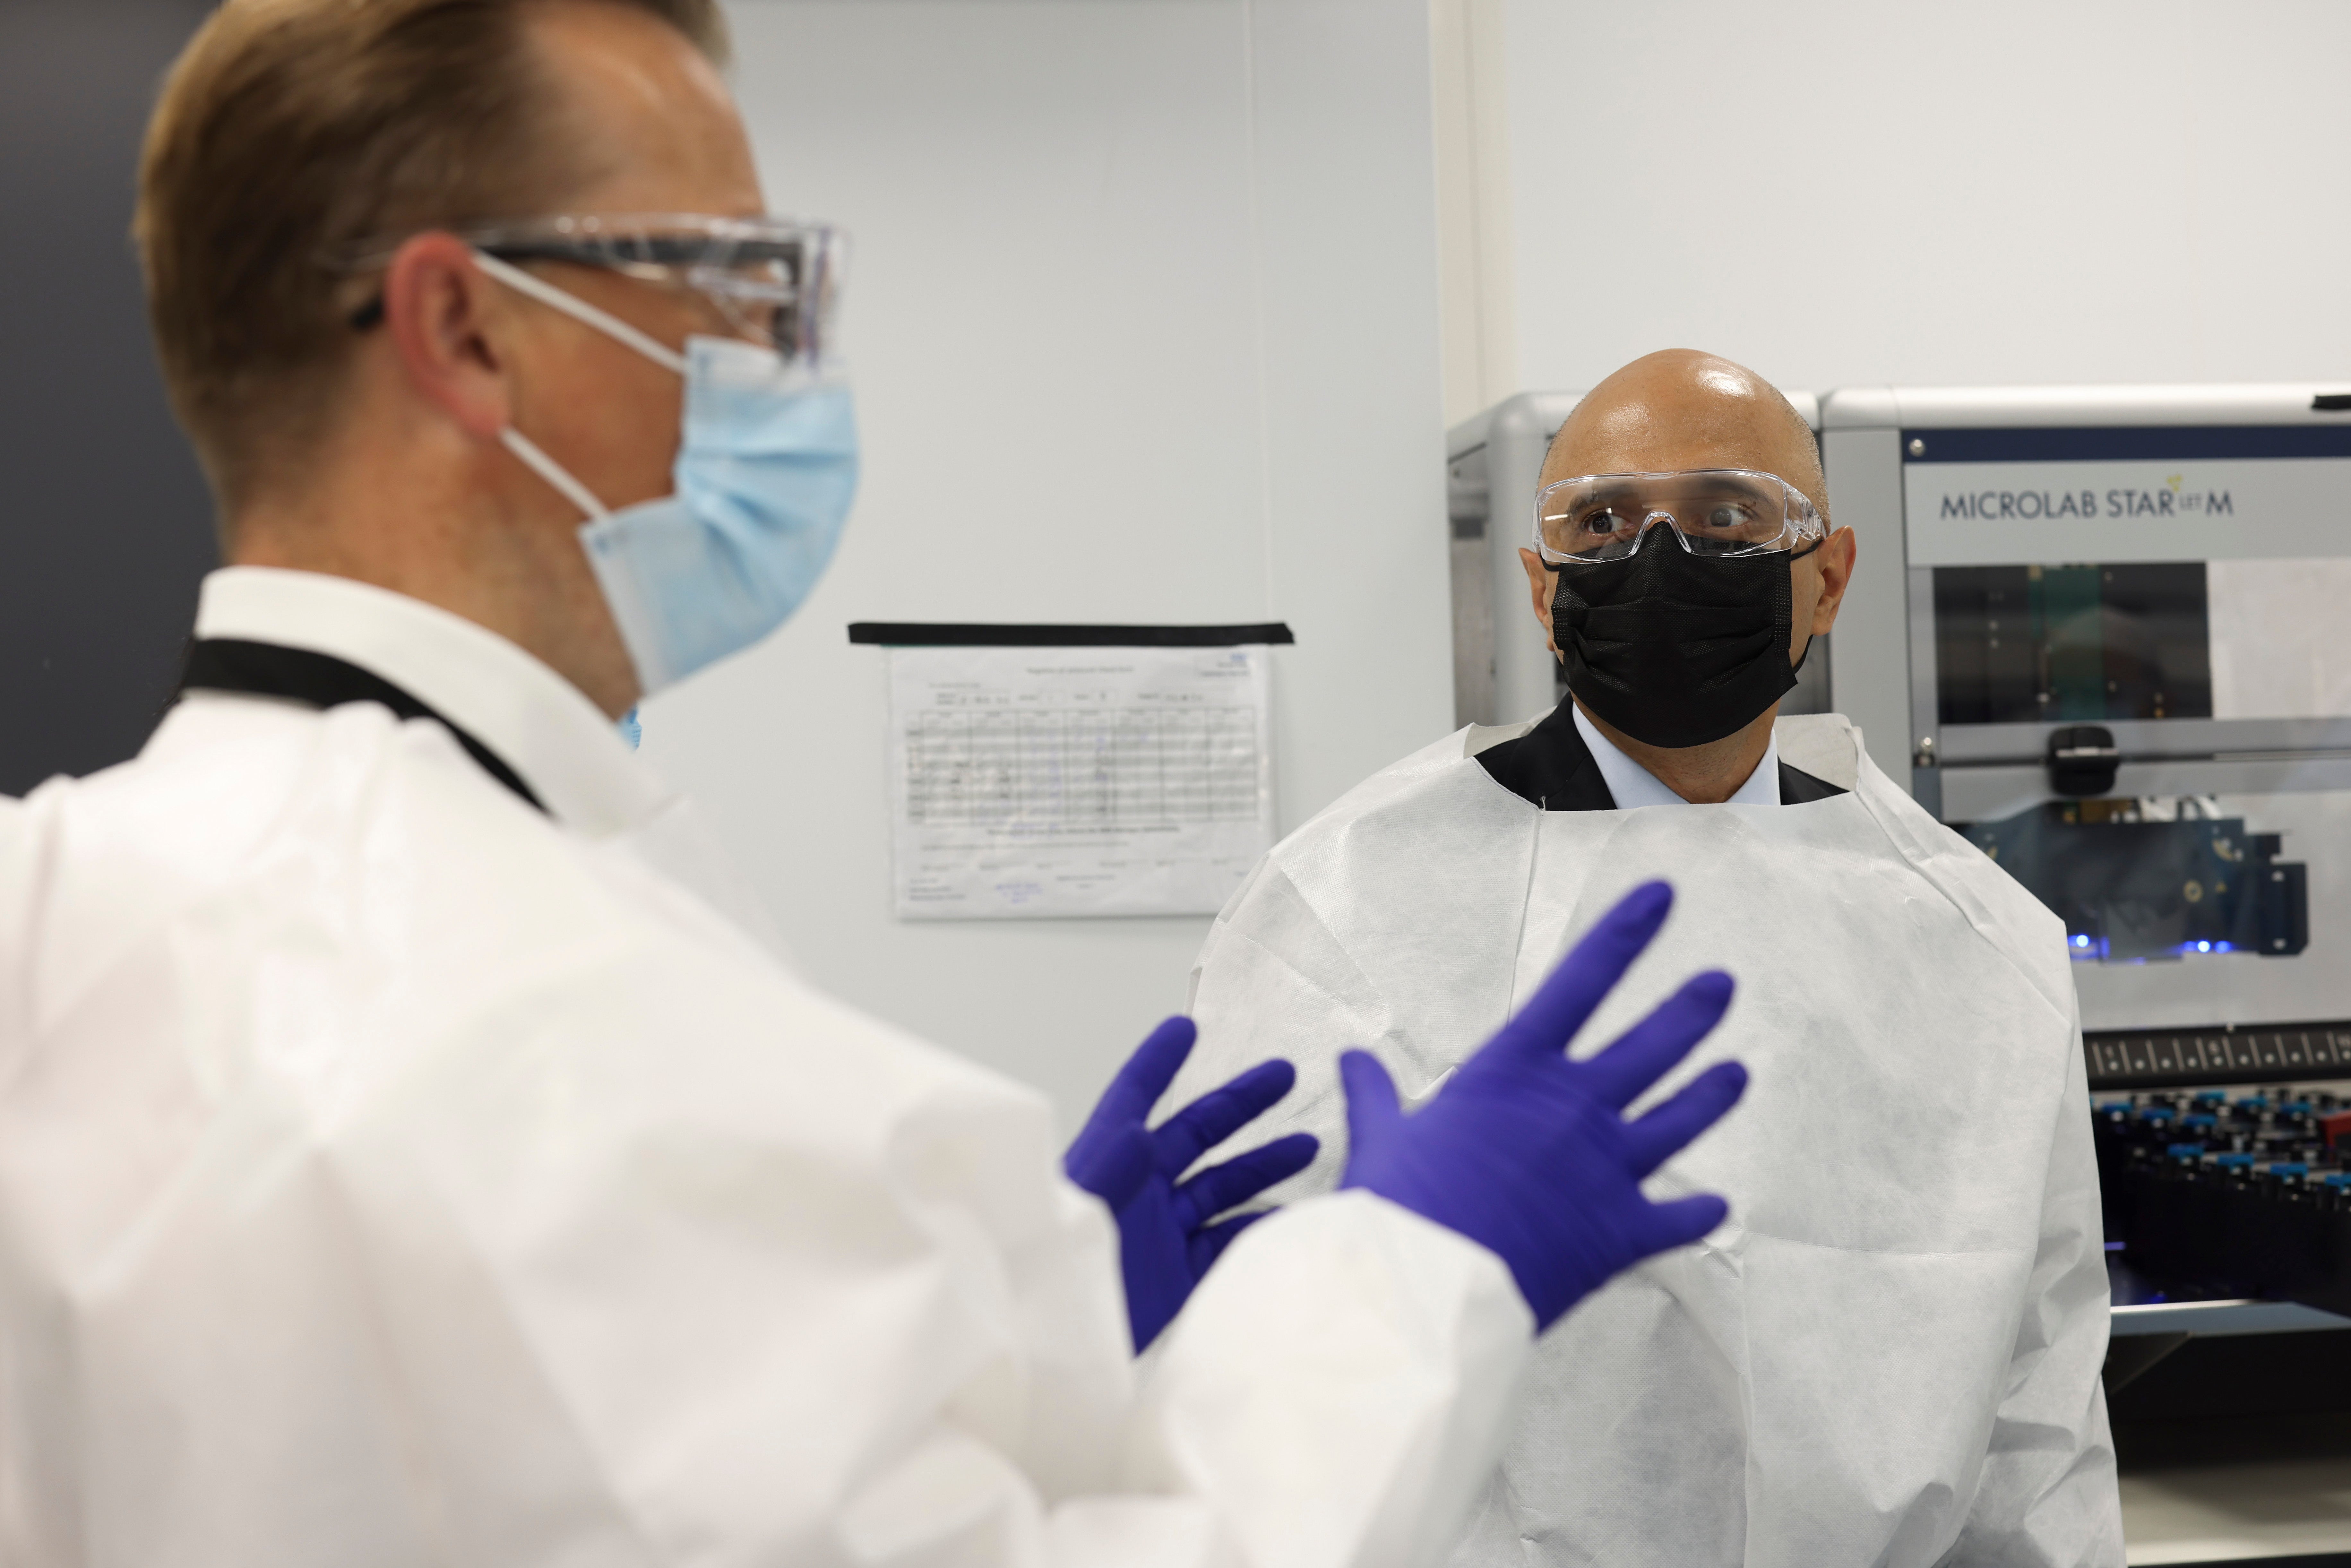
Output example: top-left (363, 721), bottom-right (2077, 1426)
top-left (317, 924), bottom-right (1534, 1568)
top-left (1050, 1193), bottom-right (1533, 1568)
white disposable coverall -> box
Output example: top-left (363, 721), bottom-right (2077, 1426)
top-left (0, 568), bottom-right (1536, 1568)
top-left (1168, 711), bottom-right (2124, 1567)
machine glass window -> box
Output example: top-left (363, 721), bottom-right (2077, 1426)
top-left (1932, 563), bottom-right (2211, 726)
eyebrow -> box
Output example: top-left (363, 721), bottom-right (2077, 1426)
top-left (1567, 482), bottom-right (1642, 508)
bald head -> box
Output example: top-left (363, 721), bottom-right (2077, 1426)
top-left (1514, 348), bottom-right (1859, 789)
top-left (1541, 349), bottom-right (1826, 518)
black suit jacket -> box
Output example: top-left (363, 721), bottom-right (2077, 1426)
top-left (1477, 702), bottom-right (1847, 812)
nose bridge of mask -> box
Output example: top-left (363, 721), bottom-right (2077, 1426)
top-left (1551, 539), bottom-right (1790, 639)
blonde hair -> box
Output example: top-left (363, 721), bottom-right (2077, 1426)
top-left (136, 0), bottom-right (728, 514)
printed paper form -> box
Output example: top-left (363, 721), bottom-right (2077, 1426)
top-left (886, 643), bottom-right (1275, 918)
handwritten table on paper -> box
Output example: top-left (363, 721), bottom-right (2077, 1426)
top-left (887, 644), bottom-right (1276, 918)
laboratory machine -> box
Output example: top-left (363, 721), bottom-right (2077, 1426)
top-left (1817, 383), bottom-right (2351, 1086)
top-left (1815, 383), bottom-right (2351, 1504)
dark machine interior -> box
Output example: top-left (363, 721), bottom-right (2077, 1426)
top-left (2096, 1086), bottom-right (2351, 1512)
top-left (1935, 561), bottom-right (2212, 725)
top-left (1964, 802), bottom-right (2307, 962)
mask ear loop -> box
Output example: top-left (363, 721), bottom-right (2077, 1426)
top-left (1786, 531), bottom-right (1829, 671)
top-left (472, 248), bottom-right (691, 523)
top-left (501, 426), bottom-right (611, 521)
top-left (472, 250), bottom-right (688, 374)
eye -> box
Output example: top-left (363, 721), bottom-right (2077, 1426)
top-left (1579, 507), bottom-right (1633, 537)
top-left (1702, 504), bottom-right (1753, 531)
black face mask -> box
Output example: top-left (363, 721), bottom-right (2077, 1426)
top-left (1549, 539), bottom-right (1817, 749)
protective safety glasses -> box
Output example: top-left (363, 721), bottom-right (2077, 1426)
top-left (344, 213), bottom-right (845, 365)
top-left (1535, 470), bottom-right (1825, 565)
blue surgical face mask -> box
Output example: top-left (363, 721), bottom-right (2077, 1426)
top-left (478, 252), bottom-right (860, 695)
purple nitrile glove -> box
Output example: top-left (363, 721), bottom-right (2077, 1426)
top-left (1065, 1016), bottom-right (1320, 1352)
top-left (1340, 881), bottom-right (1748, 1331)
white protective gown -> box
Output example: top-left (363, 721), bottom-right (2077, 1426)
top-left (1170, 711), bottom-right (2123, 1567)
top-left (0, 567), bottom-right (1536, 1568)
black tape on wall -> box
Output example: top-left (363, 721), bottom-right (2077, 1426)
top-left (848, 623), bottom-right (1294, 647)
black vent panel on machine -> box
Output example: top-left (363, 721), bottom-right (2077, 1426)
top-left (2087, 1021), bottom-right (2351, 1090)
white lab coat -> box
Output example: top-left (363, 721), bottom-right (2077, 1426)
top-left (0, 568), bottom-right (1534, 1567)
top-left (1169, 711), bottom-right (2124, 1567)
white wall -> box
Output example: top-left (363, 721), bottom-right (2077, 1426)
top-left (1476, 0), bottom-right (2351, 399)
top-left (641, 0), bottom-right (1454, 1124)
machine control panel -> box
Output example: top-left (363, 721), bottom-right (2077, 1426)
top-left (2087, 1021), bottom-right (2351, 1090)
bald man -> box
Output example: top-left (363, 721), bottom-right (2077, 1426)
top-left (1167, 353), bottom-right (2123, 1566)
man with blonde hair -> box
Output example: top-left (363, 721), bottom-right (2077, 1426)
top-left (1170, 350), bottom-right (2125, 1566)
top-left (0, 4), bottom-right (1752, 1563)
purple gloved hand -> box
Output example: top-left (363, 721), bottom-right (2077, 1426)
top-left (1340, 881), bottom-right (1747, 1331)
top-left (1066, 1017), bottom-right (1320, 1352)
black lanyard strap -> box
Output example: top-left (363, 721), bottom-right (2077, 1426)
top-left (177, 638), bottom-right (547, 814)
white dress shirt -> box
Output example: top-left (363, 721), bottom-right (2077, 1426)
top-left (1570, 702), bottom-right (1782, 808)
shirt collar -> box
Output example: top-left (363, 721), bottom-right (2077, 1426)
top-left (1570, 702), bottom-right (1781, 808)
top-left (192, 566), bottom-right (673, 838)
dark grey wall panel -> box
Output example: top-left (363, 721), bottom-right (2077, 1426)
top-left (0, 1), bottom-right (216, 796)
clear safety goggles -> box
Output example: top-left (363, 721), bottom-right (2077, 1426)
top-left (343, 213), bottom-right (845, 365)
top-left (1535, 469), bottom-right (1826, 565)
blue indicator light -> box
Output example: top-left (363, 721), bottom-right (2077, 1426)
top-left (2073, 935), bottom-right (2090, 948)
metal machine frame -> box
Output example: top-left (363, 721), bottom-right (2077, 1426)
top-left (1820, 383), bottom-right (2351, 811)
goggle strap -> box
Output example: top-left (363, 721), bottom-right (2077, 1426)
top-left (473, 250), bottom-right (689, 376)
top-left (486, 236), bottom-right (804, 273)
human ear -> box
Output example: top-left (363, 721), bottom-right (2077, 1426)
top-left (380, 232), bottom-right (514, 443)
top-left (1807, 527), bottom-right (1858, 636)
top-left (1520, 546), bottom-right (1559, 654)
